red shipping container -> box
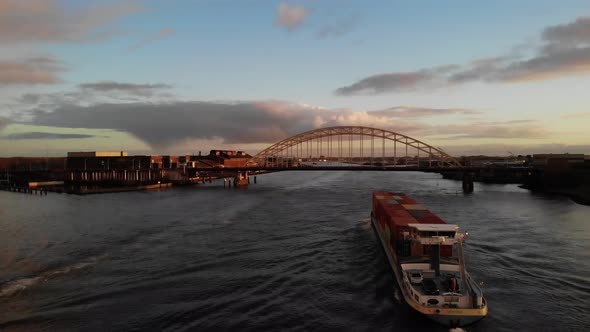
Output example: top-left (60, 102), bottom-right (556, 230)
top-left (378, 217), bottom-right (386, 230)
top-left (441, 245), bottom-right (453, 257)
top-left (420, 210), bottom-right (437, 218)
top-left (384, 203), bottom-right (406, 210)
top-left (373, 192), bottom-right (393, 213)
top-left (388, 216), bottom-right (417, 227)
top-left (387, 216), bottom-right (417, 240)
top-left (387, 208), bottom-right (412, 218)
top-left (423, 244), bottom-right (453, 256)
top-left (397, 197), bottom-right (417, 204)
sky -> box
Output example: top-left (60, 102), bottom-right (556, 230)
top-left (1, 0), bottom-right (590, 157)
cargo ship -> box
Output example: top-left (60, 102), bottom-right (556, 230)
top-left (370, 192), bottom-right (487, 327)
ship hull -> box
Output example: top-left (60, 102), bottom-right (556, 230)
top-left (370, 213), bottom-right (486, 327)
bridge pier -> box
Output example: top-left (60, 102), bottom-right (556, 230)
top-left (462, 172), bottom-right (474, 193)
top-left (234, 170), bottom-right (249, 187)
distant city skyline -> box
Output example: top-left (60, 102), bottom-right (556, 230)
top-left (1, 0), bottom-right (590, 157)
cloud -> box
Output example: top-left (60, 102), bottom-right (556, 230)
top-left (79, 81), bottom-right (172, 97)
top-left (371, 106), bottom-right (481, 118)
top-left (129, 27), bottom-right (175, 51)
top-left (561, 112), bottom-right (590, 119)
top-left (0, 55), bottom-right (65, 85)
top-left (335, 16), bottom-right (590, 95)
top-left (2, 132), bottom-right (95, 140)
top-left (336, 71), bottom-right (437, 95)
top-left (19, 99), bottom-right (545, 150)
top-left (24, 100), bottom-right (426, 148)
top-left (542, 16), bottom-right (590, 46)
top-left (420, 120), bottom-right (548, 140)
top-left (0, 0), bottom-right (142, 44)
top-left (275, 3), bottom-right (309, 30)
top-left (317, 14), bottom-right (360, 39)
top-left (335, 65), bottom-right (457, 95)
top-left (0, 116), bottom-right (8, 130)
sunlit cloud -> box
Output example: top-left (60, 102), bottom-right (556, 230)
top-left (275, 3), bottom-right (309, 30)
top-left (370, 106), bottom-right (481, 118)
top-left (0, 55), bottom-right (65, 85)
top-left (561, 112), bottom-right (590, 119)
top-left (0, 0), bottom-right (142, 44)
top-left (335, 16), bottom-right (590, 95)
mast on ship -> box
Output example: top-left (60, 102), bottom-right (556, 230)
top-left (456, 233), bottom-right (468, 295)
top-left (407, 223), bottom-right (459, 277)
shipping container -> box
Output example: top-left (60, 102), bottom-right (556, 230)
top-left (408, 209), bottom-right (427, 218)
top-left (411, 241), bottom-right (424, 256)
top-left (387, 216), bottom-right (416, 241)
top-left (397, 197), bottom-right (417, 204)
top-left (441, 245), bottom-right (453, 257)
top-left (416, 216), bottom-right (447, 224)
top-left (373, 192), bottom-right (450, 245)
top-left (401, 204), bottom-right (426, 210)
top-left (387, 208), bottom-right (413, 218)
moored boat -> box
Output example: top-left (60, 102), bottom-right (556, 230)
top-left (370, 192), bottom-right (487, 327)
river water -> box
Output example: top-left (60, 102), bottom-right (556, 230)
top-left (1, 171), bottom-right (589, 331)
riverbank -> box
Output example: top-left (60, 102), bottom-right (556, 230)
top-left (521, 184), bottom-right (590, 206)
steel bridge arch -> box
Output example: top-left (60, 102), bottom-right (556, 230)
top-left (250, 126), bottom-right (462, 167)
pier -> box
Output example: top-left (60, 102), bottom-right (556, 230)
top-left (1, 185), bottom-right (48, 195)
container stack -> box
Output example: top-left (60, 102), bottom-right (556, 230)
top-left (372, 192), bottom-right (454, 258)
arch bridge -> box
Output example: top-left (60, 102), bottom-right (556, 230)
top-left (249, 126), bottom-right (462, 168)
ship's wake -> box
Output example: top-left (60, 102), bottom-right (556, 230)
top-left (358, 218), bottom-right (372, 230)
top-left (0, 254), bottom-right (107, 298)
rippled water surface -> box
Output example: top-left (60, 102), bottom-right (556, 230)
top-left (1, 171), bottom-right (589, 331)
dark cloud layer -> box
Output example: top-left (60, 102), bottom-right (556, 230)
top-left (336, 71), bottom-right (436, 95)
top-left (79, 81), bottom-right (172, 96)
top-left (2, 132), bottom-right (95, 140)
top-left (29, 101), bottom-right (332, 147)
top-left (336, 16), bottom-right (590, 95)
top-left (23, 100), bottom-right (546, 149)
